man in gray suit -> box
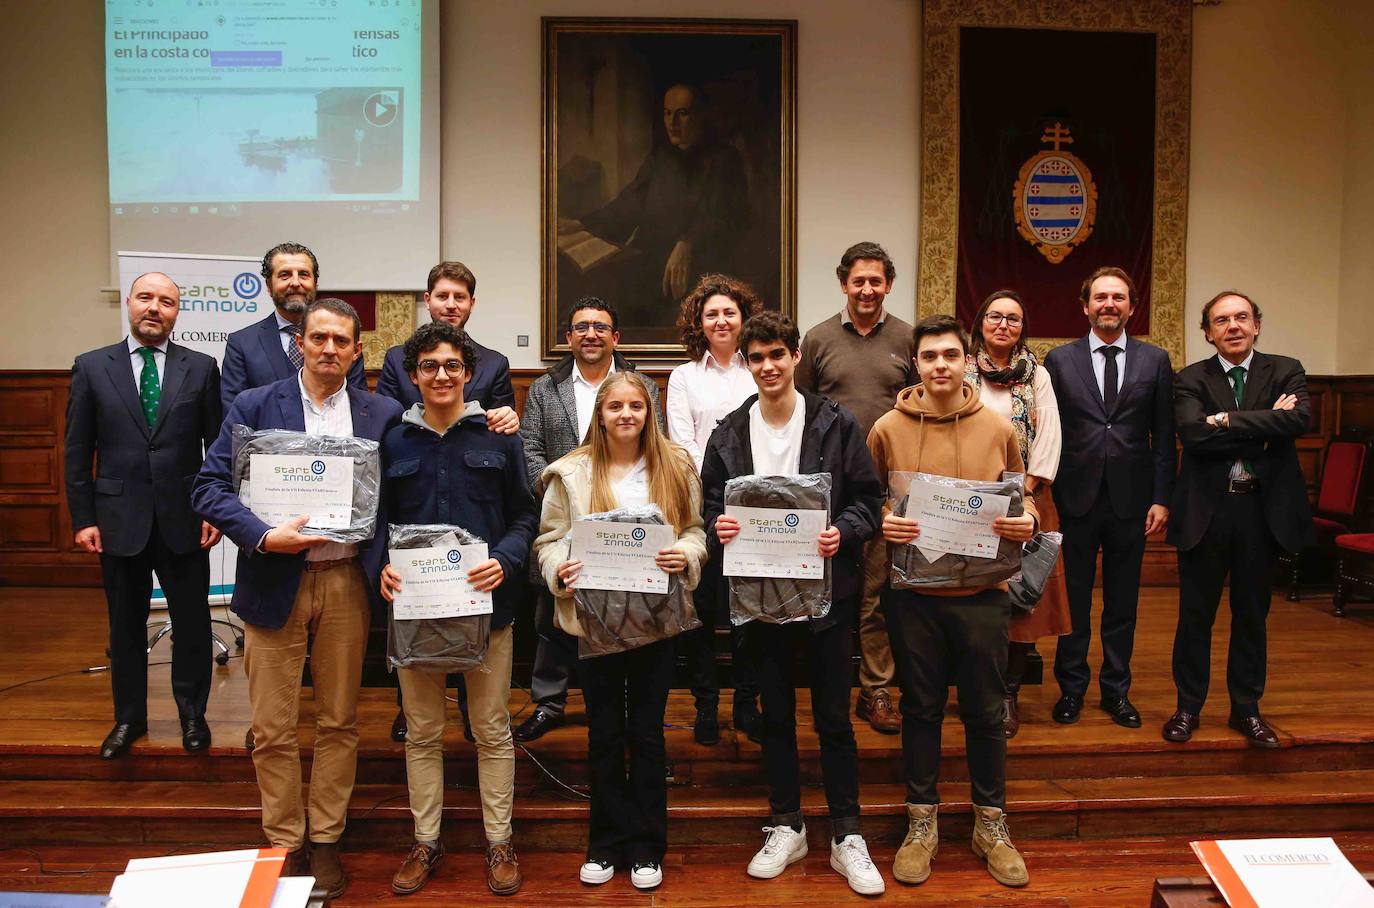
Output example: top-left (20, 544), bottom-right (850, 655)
top-left (513, 297), bottom-right (662, 742)
top-left (65, 272), bottom-right (223, 758)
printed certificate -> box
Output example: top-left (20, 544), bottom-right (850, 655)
top-left (570, 521), bottom-right (676, 593)
top-left (1191, 837), bottom-right (1374, 908)
top-left (246, 454), bottom-right (352, 529)
top-left (722, 505), bottom-right (827, 579)
top-left (390, 539), bottom-right (493, 620)
top-left (901, 477), bottom-right (1010, 562)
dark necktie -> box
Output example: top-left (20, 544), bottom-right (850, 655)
top-left (138, 347), bottom-right (160, 429)
top-left (284, 323), bottom-right (304, 370)
top-left (1229, 366), bottom-right (1253, 475)
top-left (1101, 345), bottom-right (1120, 413)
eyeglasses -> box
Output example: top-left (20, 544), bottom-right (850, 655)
top-left (417, 359), bottom-right (466, 377)
top-left (984, 313), bottom-right (1023, 327)
top-left (571, 321), bottom-right (615, 336)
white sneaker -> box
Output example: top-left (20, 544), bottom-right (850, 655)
top-left (579, 859), bottom-right (614, 885)
top-left (630, 861), bottom-right (663, 890)
top-left (747, 824), bottom-right (809, 879)
top-left (830, 834), bottom-right (885, 895)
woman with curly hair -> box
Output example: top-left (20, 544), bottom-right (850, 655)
top-left (666, 273), bottom-right (764, 747)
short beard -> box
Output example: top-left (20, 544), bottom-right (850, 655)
top-left (273, 293), bottom-right (312, 315)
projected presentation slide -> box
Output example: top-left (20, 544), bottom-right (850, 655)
top-left (106, 0), bottom-right (422, 205)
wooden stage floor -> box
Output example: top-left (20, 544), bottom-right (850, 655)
top-left (1, 585), bottom-right (1372, 905)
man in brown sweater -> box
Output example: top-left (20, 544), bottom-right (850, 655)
top-left (797, 241), bottom-right (915, 735)
top-left (867, 314), bottom-right (1037, 890)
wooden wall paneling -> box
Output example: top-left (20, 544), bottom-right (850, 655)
top-left (4, 370), bottom-right (1373, 587)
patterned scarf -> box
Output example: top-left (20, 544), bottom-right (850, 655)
top-left (964, 348), bottom-right (1038, 466)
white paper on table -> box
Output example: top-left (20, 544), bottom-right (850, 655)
top-left (722, 505), bottom-right (827, 579)
top-left (1191, 837), bottom-right (1374, 908)
top-left (245, 454), bottom-right (353, 529)
top-left (267, 877), bottom-right (316, 908)
top-left (390, 536), bottom-right (493, 619)
top-left (570, 521), bottom-right (675, 593)
top-left (109, 847), bottom-right (285, 908)
top-left (901, 478), bottom-right (1010, 563)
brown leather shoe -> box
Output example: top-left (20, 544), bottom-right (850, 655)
top-left (309, 842), bottom-right (348, 899)
top-left (1162, 709), bottom-right (1200, 743)
top-left (1229, 714), bottom-right (1280, 749)
top-left (283, 845), bottom-right (310, 878)
top-left (857, 690), bottom-right (901, 735)
top-left (244, 728), bottom-right (255, 752)
top-left (486, 842), bottom-right (522, 896)
top-left (391, 841), bottom-right (443, 895)
top-left (1003, 685), bottom-right (1020, 739)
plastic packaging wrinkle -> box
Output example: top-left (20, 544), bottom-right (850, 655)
top-left (386, 523), bottom-right (491, 673)
top-left (887, 470), bottom-right (1025, 590)
top-left (723, 472), bottom-right (833, 626)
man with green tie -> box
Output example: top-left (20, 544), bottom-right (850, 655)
top-left (65, 272), bottom-right (224, 758)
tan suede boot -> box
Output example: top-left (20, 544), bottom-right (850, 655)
top-left (971, 806), bottom-right (1028, 887)
top-left (892, 803), bottom-right (938, 884)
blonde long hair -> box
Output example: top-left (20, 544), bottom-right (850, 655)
top-left (577, 371), bottom-right (696, 533)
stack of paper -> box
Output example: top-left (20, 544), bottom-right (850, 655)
top-left (106, 848), bottom-right (315, 908)
top-left (1191, 837), bottom-right (1374, 907)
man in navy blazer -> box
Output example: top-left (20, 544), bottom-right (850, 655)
top-left (194, 299), bottom-right (402, 897)
top-left (220, 242), bottom-right (365, 413)
top-left (1044, 266), bottom-right (1176, 729)
top-left (66, 272), bottom-right (223, 759)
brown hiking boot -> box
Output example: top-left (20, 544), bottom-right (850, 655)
top-left (892, 803), bottom-right (938, 884)
top-left (1004, 684), bottom-right (1021, 739)
top-left (971, 806), bottom-right (1028, 887)
top-left (391, 841), bottom-right (443, 895)
top-left (309, 842), bottom-right (348, 899)
top-left (857, 690), bottom-right (901, 735)
top-left (486, 842), bottom-right (522, 895)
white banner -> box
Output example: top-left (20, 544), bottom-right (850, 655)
top-left (118, 250), bottom-right (273, 603)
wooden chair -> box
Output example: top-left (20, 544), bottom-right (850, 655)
top-left (1335, 533), bottom-right (1374, 617)
top-left (1282, 438), bottom-right (1371, 600)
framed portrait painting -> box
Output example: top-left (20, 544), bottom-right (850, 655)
top-left (542, 17), bottom-right (797, 360)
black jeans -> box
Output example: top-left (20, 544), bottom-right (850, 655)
top-left (580, 637), bottom-right (674, 866)
top-left (744, 619), bottom-right (861, 837)
top-left (1055, 491), bottom-right (1148, 700)
top-left (1173, 491), bottom-right (1277, 718)
top-left (885, 588), bottom-right (1010, 809)
top-left (677, 568), bottom-right (758, 714)
top-left (101, 524), bottom-right (211, 724)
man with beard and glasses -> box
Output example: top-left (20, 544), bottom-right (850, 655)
top-left (66, 272), bottom-right (223, 759)
top-left (1043, 266), bottom-right (1176, 730)
top-left (221, 241), bottom-right (366, 412)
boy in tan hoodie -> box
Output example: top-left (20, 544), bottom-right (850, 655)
top-left (867, 314), bottom-right (1038, 889)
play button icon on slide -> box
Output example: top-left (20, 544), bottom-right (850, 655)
top-left (363, 91), bottom-right (399, 128)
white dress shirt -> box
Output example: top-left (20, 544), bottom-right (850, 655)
top-left (666, 349), bottom-right (755, 471)
top-left (1088, 332), bottom-right (1128, 400)
top-left (572, 361), bottom-right (615, 448)
top-left (126, 335), bottom-right (167, 392)
top-left (1217, 350), bottom-right (1256, 481)
top-left (299, 372), bottom-right (356, 561)
top-left (748, 390), bottom-right (805, 476)
top-left (275, 310), bottom-right (300, 356)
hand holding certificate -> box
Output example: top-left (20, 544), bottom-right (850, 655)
top-left (385, 524), bottom-right (493, 673)
top-left (570, 519), bottom-right (676, 593)
top-left (721, 504), bottom-right (829, 579)
top-left (387, 532), bottom-right (494, 621)
top-left (885, 471), bottom-right (1026, 591)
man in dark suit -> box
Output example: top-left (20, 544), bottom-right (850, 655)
top-left (1044, 266), bottom-right (1176, 728)
top-left (1163, 291), bottom-right (1312, 748)
top-left (193, 299), bottom-right (402, 897)
top-left (373, 260), bottom-right (519, 743)
top-left (65, 272), bottom-right (223, 758)
top-left (220, 242), bottom-right (365, 412)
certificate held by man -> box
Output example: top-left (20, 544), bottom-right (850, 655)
top-left (390, 538), bottom-right (494, 620)
top-left (901, 475), bottom-right (1010, 562)
top-left (246, 453), bottom-right (353, 529)
top-left (570, 519), bottom-right (676, 593)
top-left (722, 504), bottom-right (828, 579)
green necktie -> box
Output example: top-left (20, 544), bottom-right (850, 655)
top-left (1228, 366), bottom-right (1252, 475)
top-left (138, 347), bottom-right (160, 429)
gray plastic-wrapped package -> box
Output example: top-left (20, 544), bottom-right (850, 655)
top-left (573, 505), bottom-right (702, 660)
top-left (231, 426), bottom-right (381, 544)
top-left (387, 523), bottom-right (491, 673)
top-left (723, 473), bottom-right (833, 626)
top-left (887, 470), bottom-right (1025, 590)
top-left (1008, 531), bottom-right (1063, 613)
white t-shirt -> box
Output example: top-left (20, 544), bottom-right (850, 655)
top-left (612, 457), bottom-right (651, 509)
top-left (748, 390), bottom-right (805, 475)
